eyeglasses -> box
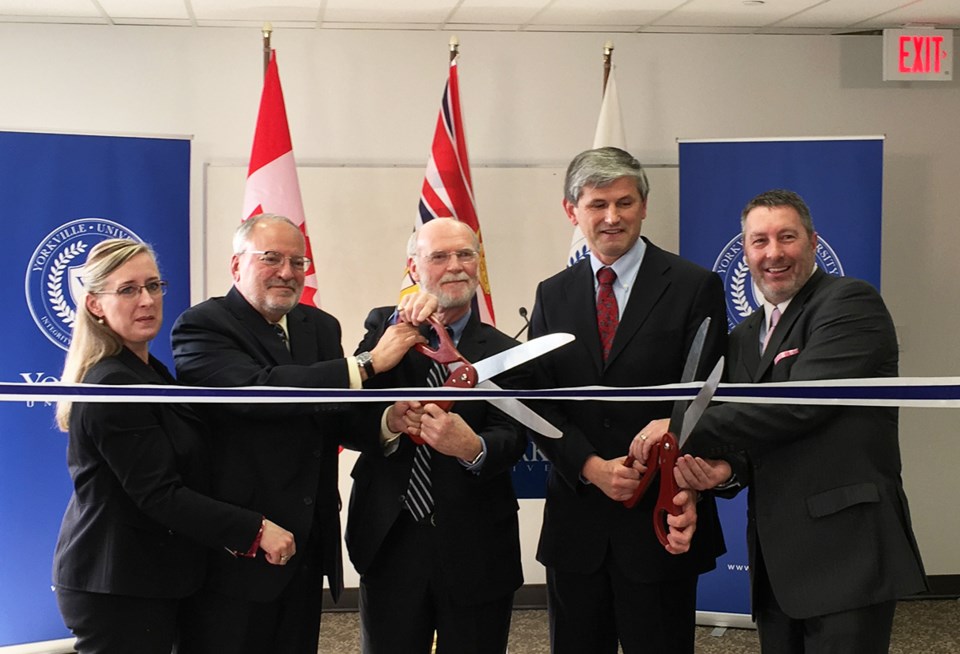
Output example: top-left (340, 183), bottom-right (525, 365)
top-left (97, 280), bottom-right (168, 299)
top-left (421, 249), bottom-right (479, 266)
top-left (240, 250), bottom-right (312, 272)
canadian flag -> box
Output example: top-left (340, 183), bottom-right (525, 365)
top-left (242, 49), bottom-right (319, 308)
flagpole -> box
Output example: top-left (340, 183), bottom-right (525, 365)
top-left (262, 22), bottom-right (273, 78)
top-left (602, 40), bottom-right (613, 95)
top-left (449, 34), bottom-right (459, 63)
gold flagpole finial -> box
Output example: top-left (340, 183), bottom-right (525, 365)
top-left (602, 40), bottom-right (614, 95)
top-left (262, 22), bottom-right (273, 78)
top-left (449, 35), bottom-right (460, 62)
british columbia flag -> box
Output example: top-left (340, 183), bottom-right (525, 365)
top-left (401, 57), bottom-right (496, 326)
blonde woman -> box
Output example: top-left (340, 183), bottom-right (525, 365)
top-left (52, 239), bottom-right (295, 654)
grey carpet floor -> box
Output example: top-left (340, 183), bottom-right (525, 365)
top-left (318, 599), bottom-right (960, 653)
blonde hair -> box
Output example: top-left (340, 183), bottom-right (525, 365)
top-left (55, 239), bottom-right (157, 431)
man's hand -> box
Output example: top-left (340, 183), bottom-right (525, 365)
top-left (628, 418), bottom-right (670, 463)
top-left (664, 489), bottom-right (698, 555)
top-left (581, 455), bottom-right (645, 502)
top-left (418, 403), bottom-right (483, 462)
top-left (396, 291), bottom-right (439, 326)
top-left (369, 322), bottom-right (425, 378)
top-left (674, 455), bottom-right (732, 491)
top-left (259, 519), bottom-right (296, 566)
top-left (386, 400), bottom-right (426, 437)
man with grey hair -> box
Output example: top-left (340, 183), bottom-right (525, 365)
top-left (346, 218), bottom-right (527, 654)
top-left (171, 213), bottom-right (435, 654)
top-left (528, 147), bottom-right (728, 653)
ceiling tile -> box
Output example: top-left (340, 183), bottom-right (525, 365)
top-left (322, 0), bottom-right (455, 24)
top-left (0, 0), bottom-right (100, 18)
top-left (98, 0), bottom-right (189, 20)
top-left (449, 0), bottom-right (544, 25)
top-left (530, 0), bottom-right (681, 26)
top-left (191, 0), bottom-right (322, 23)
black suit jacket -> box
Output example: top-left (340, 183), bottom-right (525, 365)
top-left (345, 308), bottom-right (526, 606)
top-left (686, 270), bottom-right (928, 618)
top-left (171, 287), bottom-right (381, 602)
top-left (529, 239), bottom-right (727, 581)
top-left (52, 347), bottom-right (261, 598)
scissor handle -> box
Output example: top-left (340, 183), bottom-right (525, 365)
top-left (414, 316), bottom-right (463, 365)
top-left (622, 445), bottom-right (661, 509)
top-left (651, 432), bottom-right (682, 547)
top-left (407, 363), bottom-right (478, 445)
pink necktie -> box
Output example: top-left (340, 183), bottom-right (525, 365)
top-left (762, 306), bottom-right (781, 354)
top-left (596, 267), bottom-right (619, 361)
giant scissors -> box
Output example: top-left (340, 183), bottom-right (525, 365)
top-left (409, 316), bottom-right (569, 443)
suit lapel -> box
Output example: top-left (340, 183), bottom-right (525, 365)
top-left (754, 269), bottom-right (825, 378)
top-left (285, 306), bottom-right (316, 365)
top-left (606, 242), bottom-right (670, 369)
top-left (738, 311), bottom-right (764, 381)
top-left (566, 261), bottom-right (606, 374)
top-left (224, 287), bottom-right (293, 364)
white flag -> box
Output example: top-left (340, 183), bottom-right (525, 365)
top-left (567, 65), bottom-right (628, 266)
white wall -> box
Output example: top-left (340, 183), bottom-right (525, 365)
top-left (3, 24), bottom-right (958, 581)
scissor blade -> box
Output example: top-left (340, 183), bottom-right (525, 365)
top-left (667, 317), bottom-right (711, 434)
top-left (677, 356), bottom-right (724, 449)
top-left (469, 333), bottom-right (574, 383)
top-left (475, 380), bottom-right (562, 439)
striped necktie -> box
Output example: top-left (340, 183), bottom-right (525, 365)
top-left (405, 328), bottom-right (452, 522)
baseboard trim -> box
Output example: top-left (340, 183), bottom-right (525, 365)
top-left (905, 574), bottom-right (960, 600)
top-left (325, 574), bottom-right (960, 612)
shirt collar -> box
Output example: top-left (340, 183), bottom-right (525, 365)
top-left (589, 237), bottom-right (646, 292)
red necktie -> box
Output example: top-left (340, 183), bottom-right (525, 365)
top-left (596, 267), bottom-right (619, 361)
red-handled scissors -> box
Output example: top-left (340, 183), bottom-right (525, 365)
top-left (409, 316), bottom-right (478, 443)
top-left (623, 356), bottom-right (723, 547)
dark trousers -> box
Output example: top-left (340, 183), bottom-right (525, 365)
top-left (359, 511), bottom-right (513, 654)
top-left (178, 527), bottom-right (325, 654)
top-left (55, 587), bottom-right (179, 654)
top-left (545, 551), bottom-right (698, 654)
top-left (757, 561), bottom-right (896, 654)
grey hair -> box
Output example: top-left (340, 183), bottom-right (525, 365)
top-left (406, 219), bottom-right (480, 258)
top-left (563, 147), bottom-right (650, 205)
top-left (233, 213), bottom-right (301, 254)
top-left (740, 189), bottom-right (816, 235)
top-left (56, 239), bottom-right (157, 431)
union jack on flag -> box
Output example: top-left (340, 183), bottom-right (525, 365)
top-left (400, 57), bottom-right (496, 326)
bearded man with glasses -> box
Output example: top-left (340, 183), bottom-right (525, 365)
top-left (171, 213), bottom-right (437, 654)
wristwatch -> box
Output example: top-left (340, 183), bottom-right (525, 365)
top-left (356, 351), bottom-right (375, 378)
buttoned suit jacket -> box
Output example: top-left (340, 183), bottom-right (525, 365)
top-left (686, 269), bottom-right (927, 619)
top-left (53, 347), bottom-right (261, 599)
top-left (529, 238), bottom-right (727, 582)
top-left (345, 308), bottom-right (527, 607)
top-left (171, 286), bottom-right (381, 602)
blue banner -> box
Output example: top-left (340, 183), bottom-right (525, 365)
top-left (679, 137), bottom-right (883, 618)
top-left (0, 131), bottom-right (190, 646)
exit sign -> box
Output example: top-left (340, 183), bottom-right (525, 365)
top-left (883, 29), bottom-right (953, 81)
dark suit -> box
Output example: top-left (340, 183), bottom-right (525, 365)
top-left (171, 287), bottom-right (381, 654)
top-left (686, 270), bottom-right (927, 652)
top-left (529, 238), bottom-right (727, 654)
top-left (346, 308), bottom-right (526, 654)
top-left (53, 347), bottom-right (261, 654)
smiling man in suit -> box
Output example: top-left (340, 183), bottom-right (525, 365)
top-left (528, 147), bottom-right (728, 653)
top-left (676, 189), bottom-right (928, 653)
top-left (346, 218), bottom-right (527, 654)
top-left (171, 213), bottom-right (432, 654)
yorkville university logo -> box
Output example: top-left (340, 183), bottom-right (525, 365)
top-left (714, 233), bottom-right (844, 331)
top-left (25, 218), bottom-right (143, 351)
